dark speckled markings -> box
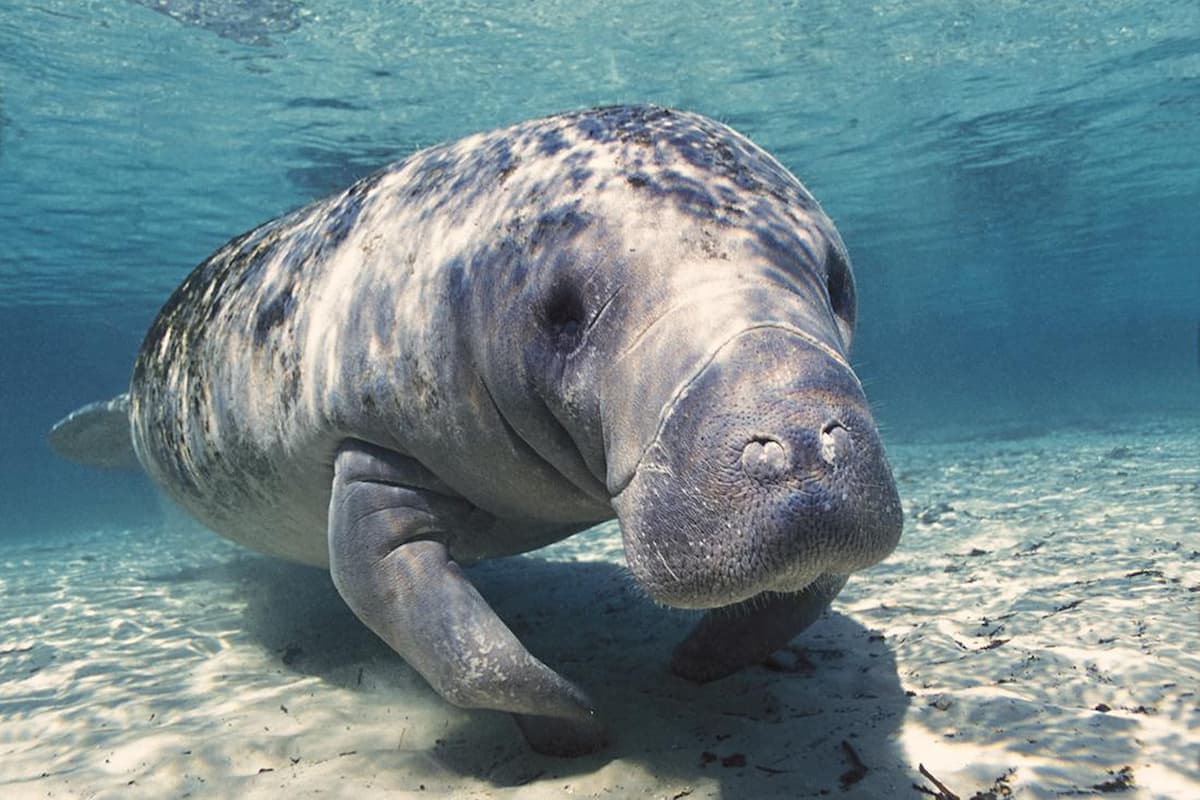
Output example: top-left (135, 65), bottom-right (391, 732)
top-left (53, 105), bottom-right (902, 757)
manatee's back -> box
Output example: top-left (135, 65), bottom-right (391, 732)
top-left (123, 120), bottom-right (564, 565)
top-left (128, 195), bottom-right (374, 566)
top-left (123, 110), bottom-right (618, 564)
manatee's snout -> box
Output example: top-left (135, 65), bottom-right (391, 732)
top-left (611, 326), bottom-right (902, 609)
top-left (739, 418), bottom-right (850, 481)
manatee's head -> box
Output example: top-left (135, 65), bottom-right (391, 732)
top-left (609, 324), bottom-right (902, 609)
top-left (584, 115), bottom-right (902, 610)
top-left (460, 105), bottom-right (902, 609)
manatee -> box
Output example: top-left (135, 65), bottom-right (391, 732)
top-left (49, 105), bottom-right (903, 756)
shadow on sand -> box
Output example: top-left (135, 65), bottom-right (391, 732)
top-left (190, 549), bottom-right (913, 796)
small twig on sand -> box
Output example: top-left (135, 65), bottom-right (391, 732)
top-left (914, 763), bottom-right (961, 800)
top-left (839, 740), bottom-right (868, 789)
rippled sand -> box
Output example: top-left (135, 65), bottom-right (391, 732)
top-left (1, 418), bottom-right (1197, 799)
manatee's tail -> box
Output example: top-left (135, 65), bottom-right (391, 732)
top-left (48, 393), bottom-right (141, 470)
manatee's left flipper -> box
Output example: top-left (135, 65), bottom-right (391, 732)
top-left (670, 574), bottom-right (849, 683)
top-left (328, 439), bottom-right (606, 756)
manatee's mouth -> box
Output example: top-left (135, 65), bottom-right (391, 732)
top-left (609, 326), bottom-right (903, 610)
top-left (613, 516), bottom-right (812, 610)
top-left (612, 423), bottom-right (899, 609)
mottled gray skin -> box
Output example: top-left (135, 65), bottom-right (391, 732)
top-left (62, 106), bottom-right (903, 755)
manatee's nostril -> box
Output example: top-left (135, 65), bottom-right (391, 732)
top-left (741, 437), bottom-right (788, 479)
top-left (820, 420), bottom-right (849, 465)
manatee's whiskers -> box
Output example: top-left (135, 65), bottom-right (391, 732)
top-left (655, 543), bottom-right (681, 584)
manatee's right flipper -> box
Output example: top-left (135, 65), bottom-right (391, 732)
top-left (47, 393), bottom-right (140, 469)
top-left (670, 573), bottom-right (849, 683)
top-left (328, 439), bottom-right (606, 757)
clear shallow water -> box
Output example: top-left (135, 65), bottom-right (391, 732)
top-left (0, 6), bottom-right (1197, 528)
top-left (0, 3), bottom-right (1198, 794)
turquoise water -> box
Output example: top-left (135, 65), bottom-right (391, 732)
top-left (1, 5), bottom-right (1199, 796)
top-left (1, 3), bottom-right (1197, 527)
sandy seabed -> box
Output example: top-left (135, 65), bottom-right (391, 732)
top-left (1, 417), bottom-right (1197, 799)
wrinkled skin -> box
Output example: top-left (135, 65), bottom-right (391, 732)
top-left (52, 106), bottom-right (902, 756)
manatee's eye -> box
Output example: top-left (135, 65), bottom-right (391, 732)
top-left (541, 283), bottom-right (585, 348)
top-left (824, 245), bottom-right (856, 332)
